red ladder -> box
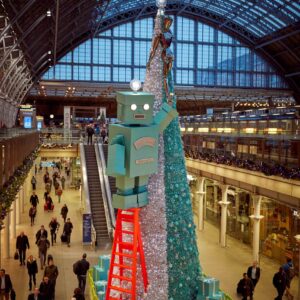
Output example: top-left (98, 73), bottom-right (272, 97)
top-left (106, 208), bottom-right (148, 300)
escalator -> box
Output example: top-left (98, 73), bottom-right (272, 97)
top-left (102, 144), bottom-right (117, 196)
top-left (83, 145), bottom-right (110, 243)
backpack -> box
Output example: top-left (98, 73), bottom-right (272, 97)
top-left (73, 261), bottom-right (80, 275)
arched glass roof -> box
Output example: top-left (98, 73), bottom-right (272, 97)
top-left (41, 16), bottom-right (288, 90)
top-left (99, 0), bottom-right (300, 38)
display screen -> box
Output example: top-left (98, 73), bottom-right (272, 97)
top-left (37, 121), bottom-right (42, 130)
top-left (24, 116), bottom-right (32, 129)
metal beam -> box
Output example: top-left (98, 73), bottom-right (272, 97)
top-left (0, 54), bottom-right (23, 90)
top-left (285, 71), bottom-right (300, 78)
top-left (255, 29), bottom-right (300, 49)
top-left (53, 0), bottom-right (60, 66)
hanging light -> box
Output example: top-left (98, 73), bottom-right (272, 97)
top-left (46, 9), bottom-right (51, 17)
top-left (130, 79), bottom-right (142, 92)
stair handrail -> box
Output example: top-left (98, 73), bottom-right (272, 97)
top-left (98, 143), bottom-right (116, 229)
top-left (94, 143), bottom-right (114, 238)
top-left (79, 143), bottom-right (91, 213)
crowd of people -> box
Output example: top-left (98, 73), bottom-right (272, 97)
top-left (9, 160), bottom-right (88, 300)
top-left (236, 259), bottom-right (295, 300)
top-left (185, 148), bottom-right (300, 180)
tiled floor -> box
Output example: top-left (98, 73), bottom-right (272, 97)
top-left (1, 165), bottom-right (299, 300)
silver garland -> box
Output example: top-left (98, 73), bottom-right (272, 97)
top-left (137, 13), bottom-right (169, 300)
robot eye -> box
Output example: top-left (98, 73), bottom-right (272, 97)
top-left (143, 104), bottom-right (150, 111)
top-left (130, 104), bottom-right (137, 111)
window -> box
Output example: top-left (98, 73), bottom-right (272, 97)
top-left (40, 16), bottom-right (288, 89)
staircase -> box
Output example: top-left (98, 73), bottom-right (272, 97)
top-left (84, 145), bottom-right (110, 243)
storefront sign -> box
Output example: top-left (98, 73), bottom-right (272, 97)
top-left (83, 213), bottom-right (92, 244)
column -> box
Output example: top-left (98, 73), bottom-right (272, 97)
top-left (218, 184), bottom-right (230, 247)
top-left (20, 185), bottom-right (25, 213)
top-left (195, 177), bottom-right (206, 231)
top-left (16, 194), bottom-right (20, 225)
top-left (249, 195), bottom-right (264, 262)
top-left (11, 199), bottom-right (16, 239)
top-left (213, 184), bottom-right (218, 213)
top-left (203, 181), bottom-right (207, 219)
top-left (3, 214), bottom-right (10, 258)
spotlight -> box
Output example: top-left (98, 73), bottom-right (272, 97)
top-left (130, 79), bottom-right (142, 92)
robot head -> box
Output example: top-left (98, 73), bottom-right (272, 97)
top-left (116, 91), bottom-right (154, 125)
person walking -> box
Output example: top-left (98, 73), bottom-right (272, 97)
top-left (29, 206), bottom-right (37, 226)
top-left (237, 273), bottom-right (254, 300)
top-left (56, 186), bottom-right (62, 203)
top-left (282, 258), bottom-right (295, 300)
top-left (73, 253), bottom-right (90, 293)
top-left (61, 175), bottom-right (66, 190)
top-left (28, 287), bottom-right (42, 300)
top-left (273, 267), bottom-right (287, 300)
top-left (39, 276), bottom-right (54, 300)
top-left (49, 218), bottom-right (60, 246)
top-left (247, 261), bottom-right (261, 289)
top-left (0, 269), bottom-right (13, 300)
top-left (16, 231), bottom-right (30, 266)
top-left (44, 258), bottom-right (58, 298)
top-left (63, 218), bottom-right (73, 247)
top-left (27, 255), bottom-right (38, 291)
top-left (36, 225), bottom-right (48, 244)
top-left (72, 288), bottom-right (85, 300)
top-left (61, 204), bottom-right (68, 223)
top-left (86, 125), bottom-right (94, 145)
top-left (37, 237), bottom-right (50, 270)
top-left (31, 176), bottom-right (37, 190)
top-left (30, 192), bottom-right (39, 208)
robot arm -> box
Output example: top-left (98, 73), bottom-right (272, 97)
top-left (154, 103), bottom-right (178, 133)
top-left (106, 134), bottom-right (126, 176)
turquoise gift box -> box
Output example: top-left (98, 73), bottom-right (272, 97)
top-left (94, 280), bottom-right (107, 293)
top-left (98, 255), bottom-right (111, 271)
top-left (199, 277), bottom-right (220, 297)
top-left (97, 291), bottom-right (105, 300)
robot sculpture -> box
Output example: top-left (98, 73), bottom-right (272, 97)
top-left (105, 91), bottom-right (177, 300)
top-left (106, 91), bottom-right (177, 209)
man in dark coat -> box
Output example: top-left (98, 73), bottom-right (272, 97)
top-left (27, 255), bottom-right (38, 291)
top-left (247, 261), bottom-right (261, 288)
top-left (36, 225), bottom-right (48, 244)
top-left (273, 267), bottom-right (287, 300)
top-left (60, 204), bottom-right (68, 223)
top-left (16, 231), bottom-right (30, 266)
top-left (0, 269), bottom-right (13, 300)
top-left (86, 125), bottom-right (94, 145)
top-left (39, 276), bottom-right (54, 300)
top-left (30, 192), bottom-right (39, 208)
top-left (63, 218), bottom-right (73, 247)
top-left (28, 287), bottom-right (42, 300)
top-left (74, 253), bottom-right (90, 293)
top-left (237, 273), bottom-right (254, 300)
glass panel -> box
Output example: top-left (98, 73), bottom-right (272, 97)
top-left (113, 23), bottom-right (132, 37)
top-left (113, 40), bottom-right (132, 65)
top-left (93, 38), bottom-right (111, 64)
top-left (99, 29), bottom-right (111, 37)
top-left (177, 43), bottom-right (194, 68)
top-left (236, 47), bottom-right (251, 71)
top-left (177, 17), bottom-right (194, 41)
top-left (197, 71), bottom-right (215, 86)
top-left (235, 72), bottom-right (251, 87)
top-left (54, 64), bottom-right (72, 80)
top-left (198, 23), bottom-right (214, 42)
top-left (73, 65), bottom-right (91, 81)
top-left (217, 46), bottom-right (233, 70)
top-left (113, 67), bottom-right (132, 82)
top-left (92, 66), bottom-right (111, 81)
top-left (198, 45), bottom-right (214, 69)
top-left (176, 70), bottom-right (194, 85)
top-left (217, 71), bottom-right (233, 86)
top-left (42, 67), bottom-right (54, 80)
top-left (134, 18), bottom-right (153, 38)
top-left (134, 68), bottom-right (146, 82)
top-left (253, 74), bottom-right (266, 87)
top-left (60, 52), bottom-right (72, 63)
top-left (218, 31), bottom-right (234, 44)
top-left (253, 53), bottom-right (268, 72)
top-left (73, 40), bottom-right (91, 64)
top-left (134, 41), bottom-right (151, 66)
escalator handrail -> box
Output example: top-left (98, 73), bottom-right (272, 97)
top-left (97, 143), bottom-right (116, 229)
top-left (94, 143), bottom-right (114, 238)
top-left (79, 143), bottom-right (91, 213)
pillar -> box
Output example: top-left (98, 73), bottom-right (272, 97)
top-left (249, 195), bottom-right (264, 262)
top-left (218, 184), bottom-right (230, 247)
top-left (196, 177), bottom-right (206, 231)
top-left (20, 186), bottom-right (25, 213)
top-left (213, 184), bottom-right (218, 213)
top-left (3, 214), bottom-right (10, 258)
top-left (16, 194), bottom-right (20, 225)
top-left (11, 199), bottom-right (16, 239)
top-left (203, 180), bottom-right (207, 219)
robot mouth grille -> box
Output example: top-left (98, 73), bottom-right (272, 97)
top-left (134, 114), bottom-right (145, 119)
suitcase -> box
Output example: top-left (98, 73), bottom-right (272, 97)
top-left (61, 233), bottom-right (67, 243)
top-left (44, 203), bottom-right (54, 211)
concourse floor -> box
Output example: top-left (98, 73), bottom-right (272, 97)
top-left (1, 166), bottom-right (299, 300)
top-left (1, 168), bottom-right (111, 300)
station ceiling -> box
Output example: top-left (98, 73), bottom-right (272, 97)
top-left (1, 0), bottom-right (300, 106)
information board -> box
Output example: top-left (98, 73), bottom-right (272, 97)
top-left (83, 213), bottom-right (92, 244)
